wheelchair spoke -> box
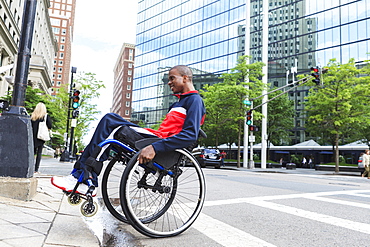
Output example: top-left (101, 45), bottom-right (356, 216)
top-left (120, 149), bottom-right (206, 238)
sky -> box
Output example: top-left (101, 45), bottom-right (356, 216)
top-left (70, 0), bottom-right (138, 143)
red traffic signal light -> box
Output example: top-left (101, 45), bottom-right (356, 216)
top-left (249, 125), bottom-right (259, 131)
top-left (72, 90), bottom-right (80, 109)
top-left (310, 67), bottom-right (320, 85)
top-left (246, 110), bottom-right (253, 125)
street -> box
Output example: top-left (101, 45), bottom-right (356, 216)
top-left (41, 158), bottom-right (370, 247)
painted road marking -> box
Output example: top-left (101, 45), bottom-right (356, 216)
top-left (248, 200), bottom-right (370, 234)
top-left (192, 212), bottom-right (276, 247)
top-left (197, 190), bottom-right (370, 246)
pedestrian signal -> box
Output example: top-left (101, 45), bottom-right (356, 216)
top-left (249, 125), bottom-right (259, 132)
top-left (72, 110), bottom-right (79, 118)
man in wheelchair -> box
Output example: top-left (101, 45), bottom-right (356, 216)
top-left (51, 65), bottom-right (206, 196)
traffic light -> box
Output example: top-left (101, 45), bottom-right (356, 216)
top-left (72, 110), bottom-right (79, 118)
top-left (71, 90), bottom-right (80, 109)
top-left (249, 125), bottom-right (259, 132)
top-left (246, 110), bottom-right (253, 125)
top-left (310, 67), bottom-right (320, 85)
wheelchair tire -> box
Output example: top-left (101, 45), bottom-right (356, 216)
top-left (101, 156), bottom-right (129, 223)
top-left (120, 149), bottom-right (206, 238)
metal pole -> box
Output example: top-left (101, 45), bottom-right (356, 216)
top-left (60, 67), bottom-right (76, 162)
top-left (12, 0), bottom-right (37, 108)
top-left (261, 0), bottom-right (269, 169)
top-left (0, 0), bottom-right (38, 178)
top-left (243, 0), bottom-right (251, 168)
top-left (249, 102), bottom-right (254, 168)
top-left (69, 122), bottom-right (75, 159)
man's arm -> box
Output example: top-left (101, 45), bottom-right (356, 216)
top-left (151, 95), bottom-right (205, 153)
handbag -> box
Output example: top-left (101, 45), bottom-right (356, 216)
top-left (37, 114), bottom-right (50, 141)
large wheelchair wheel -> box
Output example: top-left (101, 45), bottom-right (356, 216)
top-left (101, 155), bottom-right (129, 223)
top-left (120, 149), bottom-right (206, 238)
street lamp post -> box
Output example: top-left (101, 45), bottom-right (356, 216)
top-left (0, 0), bottom-right (38, 200)
top-left (0, 0), bottom-right (38, 178)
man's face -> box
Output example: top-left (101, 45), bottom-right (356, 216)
top-left (168, 68), bottom-right (186, 94)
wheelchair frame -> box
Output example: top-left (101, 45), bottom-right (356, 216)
top-left (69, 135), bottom-right (206, 238)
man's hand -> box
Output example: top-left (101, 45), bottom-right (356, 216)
top-left (138, 145), bottom-right (156, 164)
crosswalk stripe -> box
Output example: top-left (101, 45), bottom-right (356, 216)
top-left (192, 212), bottom-right (277, 247)
top-left (203, 190), bottom-right (370, 207)
top-left (248, 200), bottom-right (370, 234)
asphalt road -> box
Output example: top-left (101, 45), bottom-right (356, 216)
top-left (41, 157), bottom-right (370, 247)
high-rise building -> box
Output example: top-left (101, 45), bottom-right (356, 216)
top-left (48, 0), bottom-right (76, 96)
top-left (0, 0), bottom-right (57, 98)
top-left (132, 0), bottom-right (370, 144)
top-left (112, 43), bottom-right (135, 120)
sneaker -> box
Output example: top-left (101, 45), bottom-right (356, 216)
top-left (51, 175), bottom-right (97, 197)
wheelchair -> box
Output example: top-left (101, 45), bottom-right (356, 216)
top-left (69, 127), bottom-right (207, 238)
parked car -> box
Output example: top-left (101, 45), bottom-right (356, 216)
top-left (193, 148), bottom-right (222, 168)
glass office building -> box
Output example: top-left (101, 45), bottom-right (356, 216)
top-left (132, 0), bottom-right (370, 144)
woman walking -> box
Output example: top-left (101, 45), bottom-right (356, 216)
top-left (31, 103), bottom-right (52, 173)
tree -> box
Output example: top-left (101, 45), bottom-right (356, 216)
top-left (201, 56), bottom-right (265, 167)
top-left (253, 89), bottom-right (295, 151)
top-left (305, 58), bottom-right (370, 173)
top-left (72, 72), bottom-right (105, 150)
top-left (1, 72), bottom-right (105, 151)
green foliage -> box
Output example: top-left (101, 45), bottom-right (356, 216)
top-left (72, 72), bottom-right (105, 150)
top-left (305, 58), bottom-right (370, 172)
top-left (200, 56), bottom-right (265, 146)
top-left (254, 89), bottom-right (295, 145)
top-left (290, 154), bottom-right (301, 164)
top-left (200, 56), bottom-right (265, 167)
top-left (2, 72), bottom-right (105, 150)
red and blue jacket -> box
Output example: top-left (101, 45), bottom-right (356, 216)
top-left (145, 90), bottom-right (206, 153)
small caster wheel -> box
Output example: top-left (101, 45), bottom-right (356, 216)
top-left (80, 200), bottom-right (98, 217)
top-left (67, 194), bottom-right (82, 205)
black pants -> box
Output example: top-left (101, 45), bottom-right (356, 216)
top-left (34, 144), bottom-right (43, 172)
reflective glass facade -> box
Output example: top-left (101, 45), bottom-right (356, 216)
top-left (132, 0), bottom-right (370, 143)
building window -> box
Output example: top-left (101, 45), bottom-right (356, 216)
top-left (126, 93), bottom-right (130, 99)
top-left (127, 77), bottom-right (131, 82)
top-left (53, 27), bottom-right (60, 34)
top-left (126, 101), bottom-right (130, 107)
top-left (128, 70), bottom-right (132, 75)
top-left (125, 110), bottom-right (130, 115)
top-left (127, 85), bottom-right (131, 90)
top-left (128, 63), bottom-right (133, 68)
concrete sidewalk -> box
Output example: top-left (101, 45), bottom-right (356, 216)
top-left (0, 161), bottom-right (100, 246)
